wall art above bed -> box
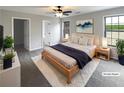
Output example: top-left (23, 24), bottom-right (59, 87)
top-left (76, 19), bottom-right (93, 34)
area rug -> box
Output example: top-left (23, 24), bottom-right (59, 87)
top-left (86, 60), bottom-right (124, 87)
top-left (31, 55), bottom-right (100, 87)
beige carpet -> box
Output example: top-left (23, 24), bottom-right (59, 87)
top-left (31, 55), bottom-right (100, 87)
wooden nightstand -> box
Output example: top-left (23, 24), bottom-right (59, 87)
top-left (95, 47), bottom-right (110, 61)
top-left (62, 39), bottom-right (68, 43)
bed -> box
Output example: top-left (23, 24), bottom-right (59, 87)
top-left (42, 33), bottom-right (96, 83)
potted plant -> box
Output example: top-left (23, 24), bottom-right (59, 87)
top-left (3, 53), bottom-right (14, 69)
top-left (116, 39), bottom-right (124, 65)
top-left (3, 36), bottom-right (14, 53)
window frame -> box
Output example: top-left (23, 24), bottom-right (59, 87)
top-left (104, 15), bottom-right (124, 47)
top-left (63, 21), bottom-right (70, 38)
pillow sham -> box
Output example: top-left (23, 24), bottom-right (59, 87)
top-left (87, 37), bottom-right (94, 45)
top-left (69, 35), bottom-right (79, 44)
top-left (78, 37), bottom-right (88, 46)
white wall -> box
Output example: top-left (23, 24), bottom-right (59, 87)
top-left (1, 10), bottom-right (60, 51)
top-left (62, 7), bottom-right (124, 59)
top-left (62, 7), bottom-right (124, 41)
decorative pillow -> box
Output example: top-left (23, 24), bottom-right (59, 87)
top-left (68, 37), bottom-right (72, 42)
top-left (72, 36), bottom-right (79, 44)
top-left (69, 35), bottom-right (79, 44)
top-left (79, 37), bottom-right (88, 45)
top-left (87, 37), bottom-right (94, 45)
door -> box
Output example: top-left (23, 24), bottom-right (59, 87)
top-left (24, 20), bottom-right (30, 50)
top-left (42, 21), bottom-right (52, 46)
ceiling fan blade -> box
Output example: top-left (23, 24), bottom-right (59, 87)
top-left (63, 11), bottom-right (72, 13)
top-left (53, 9), bottom-right (57, 11)
top-left (63, 13), bottom-right (69, 16)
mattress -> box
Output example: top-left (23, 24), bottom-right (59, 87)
top-left (44, 42), bottom-right (96, 69)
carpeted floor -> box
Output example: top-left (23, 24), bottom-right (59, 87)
top-left (86, 60), bottom-right (124, 87)
top-left (15, 46), bottom-right (51, 87)
top-left (32, 55), bottom-right (100, 87)
top-left (16, 46), bottom-right (124, 87)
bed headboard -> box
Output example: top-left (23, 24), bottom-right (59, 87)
top-left (70, 33), bottom-right (99, 46)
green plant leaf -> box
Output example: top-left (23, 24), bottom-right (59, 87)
top-left (116, 39), bottom-right (124, 56)
top-left (3, 36), bottom-right (14, 48)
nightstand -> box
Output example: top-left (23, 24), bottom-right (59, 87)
top-left (62, 39), bottom-right (68, 43)
top-left (95, 47), bottom-right (110, 61)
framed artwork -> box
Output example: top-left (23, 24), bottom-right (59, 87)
top-left (76, 19), bottom-right (93, 34)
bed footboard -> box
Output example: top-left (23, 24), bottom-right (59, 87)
top-left (42, 50), bottom-right (79, 84)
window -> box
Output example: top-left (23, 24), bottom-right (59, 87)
top-left (105, 15), bottom-right (124, 46)
top-left (63, 21), bottom-right (70, 38)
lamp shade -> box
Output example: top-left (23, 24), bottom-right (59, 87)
top-left (65, 34), bottom-right (69, 39)
top-left (102, 37), bottom-right (107, 48)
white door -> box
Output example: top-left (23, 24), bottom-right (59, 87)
top-left (42, 20), bottom-right (61, 47)
top-left (42, 21), bottom-right (52, 46)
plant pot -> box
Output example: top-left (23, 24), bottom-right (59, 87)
top-left (5, 48), bottom-right (12, 54)
top-left (12, 56), bottom-right (15, 63)
top-left (118, 55), bottom-right (124, 65)
top-left (3, 58), bottom-right (12, 69)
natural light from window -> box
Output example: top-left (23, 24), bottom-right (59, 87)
top-left (105, 15), bottom-right (124, 46)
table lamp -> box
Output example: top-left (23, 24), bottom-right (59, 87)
top-left (102, 37), bottom-right (108, 48)
top-left (65, 34), bottom-right (69, 39)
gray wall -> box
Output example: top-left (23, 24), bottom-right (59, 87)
top-left (0, 10), bottom-right (2, 25)
top-left (14, 19), bottom-right (24, 46)
top-left (62, 7), bottom-right (124, 59)
top-left (0, 10), bottom-right (60, 51)
top-left (62, 7), bottom-right (124, 43)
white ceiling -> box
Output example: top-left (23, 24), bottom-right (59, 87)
top-left (0, 6), bottom-right (119, 17)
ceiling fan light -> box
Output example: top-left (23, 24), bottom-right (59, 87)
top-left (56, 12), bottom-right (63, 17)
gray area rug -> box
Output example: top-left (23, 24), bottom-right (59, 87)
top-left (32, 55), bottom-right (100, 87)
top-left (86, 60), bottom-right (124, 87)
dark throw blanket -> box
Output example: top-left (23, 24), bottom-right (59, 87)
top-left (50, 44), bottom-right (92, 69)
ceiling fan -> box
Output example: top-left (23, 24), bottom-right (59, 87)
top-left (53, 6), bottom-right (72, 17)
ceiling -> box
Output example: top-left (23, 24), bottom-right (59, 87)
top-left (0, 6), bottom-right (119, 17)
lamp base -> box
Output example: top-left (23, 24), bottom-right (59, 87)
top-left (102, 47), bottom-right (108, 49)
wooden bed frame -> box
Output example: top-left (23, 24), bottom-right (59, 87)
top-left (42, 50), bottom-right (79, 84)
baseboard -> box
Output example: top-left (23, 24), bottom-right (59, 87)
top-left (29, 46), bottom-right (42, 51)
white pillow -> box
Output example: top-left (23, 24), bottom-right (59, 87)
top-left (79, 37), bottom-right (88, 45)
top-left (68, 36), bottom-right (73, 43)
top-left (69, 36), bottom-right (79, 44)
top-left (87, 37), bottom-right (94, 45)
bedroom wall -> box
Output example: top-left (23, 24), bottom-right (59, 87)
top-left (1, 10), bottom-right (60, 51)
top-left (62, 6), bottom-right (124, 40)
top-left (62, 6), bottom-right (124, 59)
top-left (0, 10), bottom-right (2, 25)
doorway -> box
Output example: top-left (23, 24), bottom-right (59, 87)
top-left (12, 17), bottom-right (31, 50)
top-left (42, 20), bottom-right (52, 47)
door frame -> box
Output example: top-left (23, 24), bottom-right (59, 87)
top-left (12, 17), bottom-right (31, 51)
